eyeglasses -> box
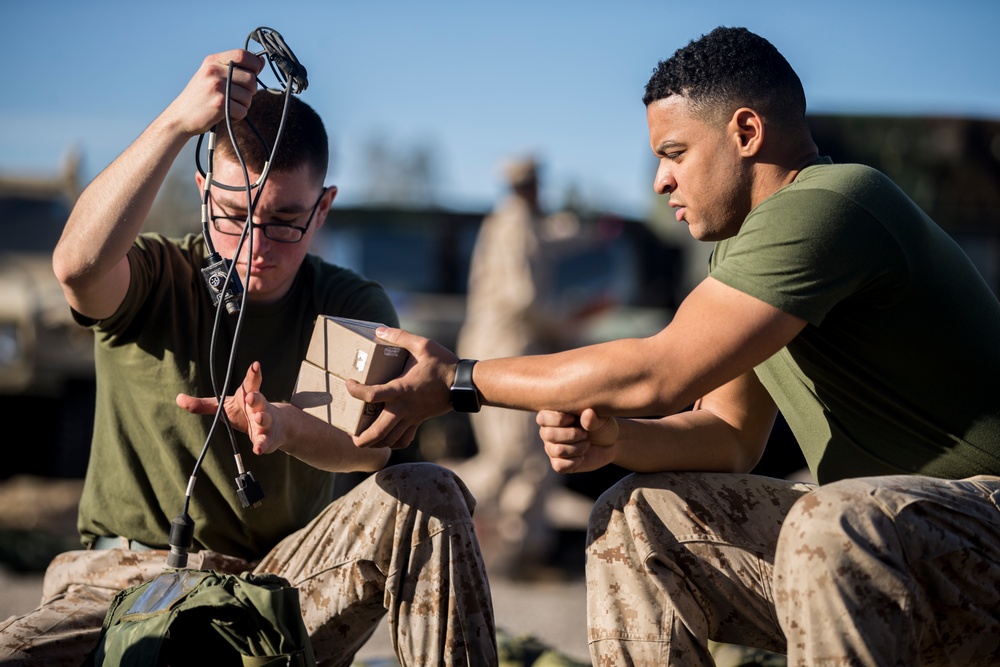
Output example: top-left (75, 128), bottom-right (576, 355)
top-left (210, 188), bottom-right (328, 243)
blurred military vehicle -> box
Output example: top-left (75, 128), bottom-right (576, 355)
top-left (1, 154), bottom-right (95, 479)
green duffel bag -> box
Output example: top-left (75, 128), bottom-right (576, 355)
top-left (82, 568), bottom-right (315, 667)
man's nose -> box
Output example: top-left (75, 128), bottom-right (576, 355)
top-left (654, 163), bottom-right (676, 195)
top-left (248, 222), bottom-right (272, 246)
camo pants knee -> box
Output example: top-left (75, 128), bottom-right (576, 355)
top-left (585, 472), bottom-right (1000, 667)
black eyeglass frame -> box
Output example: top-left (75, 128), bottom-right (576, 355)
top-left (210, 187), bottom-right (329, 243)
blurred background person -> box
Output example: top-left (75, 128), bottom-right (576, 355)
top-left (453, 156), bottom-right (602, 577)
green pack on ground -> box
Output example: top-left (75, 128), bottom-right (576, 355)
top-left (83, 568), bottom-right (315, 667)
top-left (496, 629), bottom-right (590, 667)
top-left (710, 641), bottom-right (788, 667)
top-left (351, 628), bottom-right (591, 667)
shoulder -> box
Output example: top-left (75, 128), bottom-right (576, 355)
top-left (712, 162), bottom-right (911, 323)
top-left (775, 162), bottom-right (903, 209)
top-left (748, 162), bottom-right (900, 234)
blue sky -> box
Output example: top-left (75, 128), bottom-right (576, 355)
top-left (2, 1), bottom-right (998, 220)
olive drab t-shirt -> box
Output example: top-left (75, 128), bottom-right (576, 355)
top-left (710, 161), bottom-right (1000, 484)
top-left (76, 233), bottom-right (398, 559)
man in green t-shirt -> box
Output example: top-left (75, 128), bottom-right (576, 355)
top-left (347, 27), bottom-right (1000, 666)
top-left (0, 47), bottom-right (496, 666)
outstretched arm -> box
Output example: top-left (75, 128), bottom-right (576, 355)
top-left (347, 276), bottom-right (806, 449)
top-left (177, 362), bottom-right (390, 472)
top-left (52, 49), bottom-right (264, 321)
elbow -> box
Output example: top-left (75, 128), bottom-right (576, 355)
top-left (51, 244), bottom-right (89, 291)
top-left (731, 451), bottom-right (761, 474)
top-left (50, 251), bottom-right (96, 316)
top-left (51, 247), bottom-right (74, 287)
top-left (729, 430), bottom-right (769, 474)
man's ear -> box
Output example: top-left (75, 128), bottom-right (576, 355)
top-left (731, 108), bottom-right (764, 157)
top-left (315, 185), bottom-right (338, 230)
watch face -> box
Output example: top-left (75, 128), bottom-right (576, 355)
top-left (450, 386), bottom-right (481, 413)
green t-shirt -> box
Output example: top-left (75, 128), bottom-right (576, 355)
top-left (710, 161), bottom-right (1000, 484)
top-left (77, 233), bottom-right (398, 559)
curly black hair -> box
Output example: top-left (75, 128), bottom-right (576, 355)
top-left (215, 89), bottom-right (329, 180)
top-left (643, 27), bottom-right (807, 129)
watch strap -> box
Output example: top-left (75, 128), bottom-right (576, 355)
top-left (450, 359), bottom-right (481, 413)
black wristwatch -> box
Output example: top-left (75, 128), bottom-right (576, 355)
top-left (449, 359), bottom-right (481, 413)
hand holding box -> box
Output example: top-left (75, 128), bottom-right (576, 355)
top-left (291, 317), bottom-right (409, 436)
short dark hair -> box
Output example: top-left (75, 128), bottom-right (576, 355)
top-left (643, 27), bottom-right (807, 129)
top-left (216, 89), bottom-right (329, 180)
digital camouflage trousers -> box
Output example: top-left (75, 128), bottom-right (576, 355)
top-left (0, 462), bottom-right (498, 667)
top-left (586, 471), bottom-right (1000, 667)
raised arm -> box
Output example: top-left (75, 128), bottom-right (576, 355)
top-left (52, 49), bottom-right (263, 320)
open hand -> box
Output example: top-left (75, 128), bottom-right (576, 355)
top-left (176, 361), bottom-right (282, 454)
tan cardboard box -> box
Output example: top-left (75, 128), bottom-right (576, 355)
top-left (291, 316), bottom-right (408, 436)
top-left (303, 316), bottom-right (408, 383)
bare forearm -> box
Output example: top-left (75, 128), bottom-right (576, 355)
top-left (273, 403), bottom-right (391, 472)
top-left (475, 337), bottom-right (701, 418)
top-left (611, 411), bottom-right (762, 474)
top-left (472, 280), bottom-right (806, 421)
top-left (52, 113), bottom-right (195, 322)
top-left (54, 116), bottom-right (187, 285)
top-left (606, 370), bottom-right (777, 474)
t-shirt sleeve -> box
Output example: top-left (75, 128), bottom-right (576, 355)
top-left (709, 189), bottom-right (904, 326)
top-left (80, 233), bottom-right (182, 335)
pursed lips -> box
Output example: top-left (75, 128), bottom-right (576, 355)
top-left (670, 201), bottom-right (687, 222)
